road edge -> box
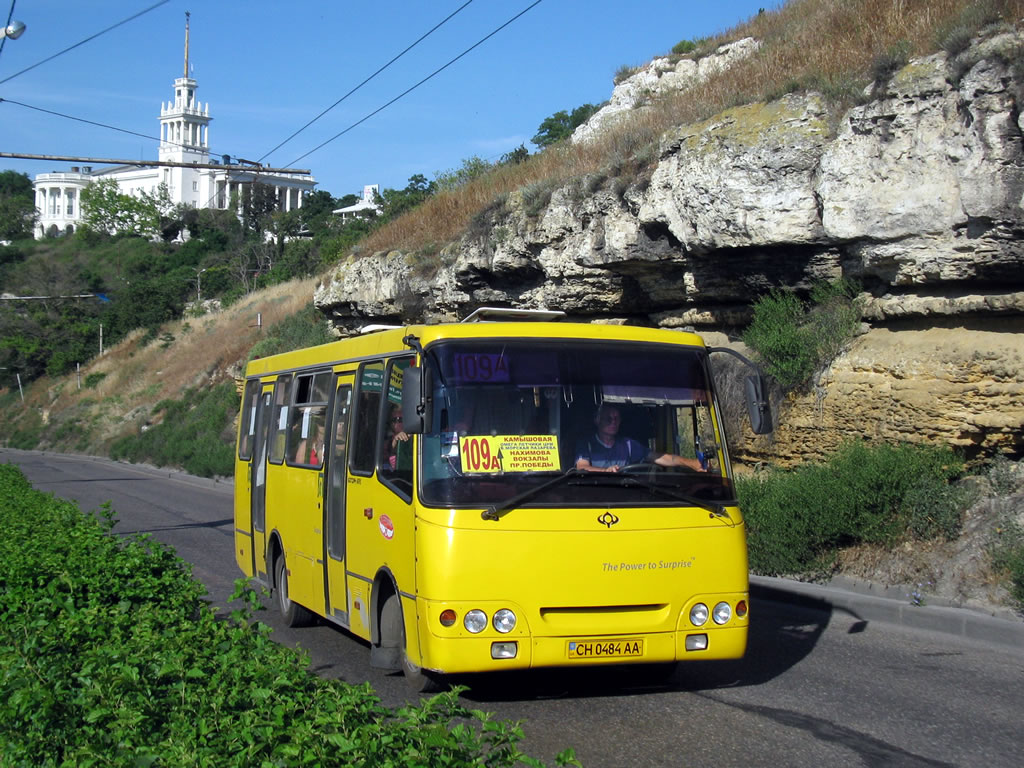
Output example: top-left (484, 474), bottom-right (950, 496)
top-left (751, 575), bottom-right (1024, 650)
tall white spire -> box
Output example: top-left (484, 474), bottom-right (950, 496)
top-left (159, 11), bottom-right (211, 164)
top-left (184, 10), bottom-right (190, 78)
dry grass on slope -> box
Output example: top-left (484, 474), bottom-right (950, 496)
top-left (359, 0), bottom-right (1022, 258)
top-left (12, 277), bottom-right (319, 453)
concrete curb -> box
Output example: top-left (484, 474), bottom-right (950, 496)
top-left (750, 575), bottom-right (1024, 650)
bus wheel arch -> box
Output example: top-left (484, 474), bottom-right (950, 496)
top-left (372, 573), bottom-right (444, 693)
top-left (269, 533), bottom-right (313, 628)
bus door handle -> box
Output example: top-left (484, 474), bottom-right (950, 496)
top-left (364, 507), bottom-right (373, 519)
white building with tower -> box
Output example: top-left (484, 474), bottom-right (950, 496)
top-left (333, 184), bottom-right (381, 222)
top-left (33, 15), bottom-right (316, 238)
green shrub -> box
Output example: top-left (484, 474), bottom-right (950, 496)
top-left (110, 382), bottom-right (239, 477)
top-left (83, 371), bottom-right (107, 389)
top-left (739, 441), bottom-right (966, 577)
top-left (521, 179), bottom-right (560, 218)
top-left (870, 39), bottom-right (912, 84)
top-left (741, 288), bottom-right (818, 389)
top-left (247, 303), bottom-right (335, 362)
top-left (988, 457), bottom-right (1024, 610)
top-left (613, 64), bottom-right (640, 85)
top-left (742, 279), bottom-right (862, 390)
top-left (995, 546), bottom-right (1024, 608)
top-left (672, 39), bottom-right (698, 55)
top-left (6, 408), bottom-right (44, 449)
top-left (0, 464), bottom-right (576, 766)
top-left (991, 519), bottom-right (1024, 609)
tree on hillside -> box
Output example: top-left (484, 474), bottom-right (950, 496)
top-left (376, 175), bottom-right (435, 221)
top-left (434, 157), bottom-right (493, 192)
top-left (531, 103), bottom-right (600, 148)
top-left (0, 170), bottom-right (37, 240)
top-left (0, 259), bottom-right (105, 379)
top-left (500, 144), bottom-right (530, 166)
top-left (239, 181), bottom-right (278, 234)
top-left (81, 179), bottom-right (172, 238)
top-left (301, 189), bottom-right (336, 219)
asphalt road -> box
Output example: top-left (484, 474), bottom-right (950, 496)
top-left (4, 448), bottom-right (1022, 768)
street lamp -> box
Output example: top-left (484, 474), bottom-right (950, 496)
top-left (1, 20), bottom-right (26, 40)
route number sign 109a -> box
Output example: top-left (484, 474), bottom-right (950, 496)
top-left (459, 435), bottom-right (560, 473)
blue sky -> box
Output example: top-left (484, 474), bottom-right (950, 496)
top-left (1, 0), bottom-right (771, 198)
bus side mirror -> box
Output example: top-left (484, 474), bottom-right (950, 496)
top-left (745, 374), bottom-right (773, 435)
top-left (708, 346), bottom-right (774, 436)
top-left (401, 367), bottom-right (432, 434)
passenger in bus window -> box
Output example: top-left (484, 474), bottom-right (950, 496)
top-left (295, 418), bottom-right (325, 466)
top-left (309, 425), bottom-right (324, 465)
top-left (386, 404), bottom-right (410, 471)
top-left (575, 403), bottom-right (705, 473)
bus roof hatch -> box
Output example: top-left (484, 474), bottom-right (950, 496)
top-left (462, 307), bottom-right (565, 323)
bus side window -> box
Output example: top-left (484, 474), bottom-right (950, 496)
top-left (286, 371), bottom-right (330, 467)
top-left (379, 357), bottom-right (414, 495)
top-left (350, 362), bottom-right (384, 476)
top-left (269, 374), bottom-right (291, 464)
top-left (238, 379), bottom-right (260, 460)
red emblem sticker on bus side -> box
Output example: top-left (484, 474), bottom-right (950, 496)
top-left (379, 515), bottom-right (394, 540)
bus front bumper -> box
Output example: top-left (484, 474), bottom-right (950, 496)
top-left (417, 625), bottom-right (748, 674)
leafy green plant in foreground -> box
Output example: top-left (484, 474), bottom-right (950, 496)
top-left (0, 464), bottom-right (578, 767)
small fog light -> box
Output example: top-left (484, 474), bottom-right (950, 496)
top-left (439, 609), bottom-right (457, 627)
top-left (690, 602), bottom-right (709, 627)
top-left (491, 641), bottom-right (518, 659)
top-left (685, 634), bottom-right (708, 651)
top-left (492, 608), bottom-right (516, 633)
top-left (464, 609), bottom-right (487, 634)
top-left (712, 601), bottom-right (732, 625)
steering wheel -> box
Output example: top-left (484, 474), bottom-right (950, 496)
top-left (617, 462), bottom-right (665, 481)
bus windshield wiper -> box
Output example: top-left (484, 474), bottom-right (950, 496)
top-left (482, 469), bottom-right (590, 521)
top-left (612, 474), bottom-right (732, 521)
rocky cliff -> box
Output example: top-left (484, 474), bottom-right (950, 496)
top-left (314, 29), bottom-right (1024, 464)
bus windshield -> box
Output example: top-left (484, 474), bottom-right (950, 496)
top-left (419, 339), bottom-right (734, 508)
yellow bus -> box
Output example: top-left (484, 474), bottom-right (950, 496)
top-left (234, 309), bottom-right (772, 690)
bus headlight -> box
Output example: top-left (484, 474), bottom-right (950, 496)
top-left (492, 609), bottom-right (516, 633)
top-left (690, 603), bottom-right (709, 627)
top-left (712, 601), bottom-right (732, 625)
top-left (464, 609), bottom-right (487, 633)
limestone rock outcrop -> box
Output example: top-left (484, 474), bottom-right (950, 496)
top-left (315, 29), bottom-right (1024, 463)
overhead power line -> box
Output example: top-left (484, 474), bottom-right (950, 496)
top-left (257, 0), bottom-right (476, 164)
top-left (0, 0), bottom-right (171, 86)
top-left (0, 97), bottom-right (223, 158)
top-left (0, 151), bottom-right (310, 174)
top-left (286, 0), bottom-right (545, 168)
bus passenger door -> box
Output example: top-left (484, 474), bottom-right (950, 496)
top-left (251, 387), bottom-right (274, 580)
top-left (324, 376), bottom-right (354, 626)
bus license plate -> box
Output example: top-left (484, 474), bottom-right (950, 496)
top-left (567, 638), bottom-right (644, 659)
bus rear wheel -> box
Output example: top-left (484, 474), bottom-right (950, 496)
top-left (380, 593), bottom-right (445, 693)
top-left (275, 553), bottom-right (314, 628)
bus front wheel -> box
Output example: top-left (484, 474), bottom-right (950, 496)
top-left (274, 553), bottom-right (314, 628)
top-left (380, 593), bottom-right (445, 693)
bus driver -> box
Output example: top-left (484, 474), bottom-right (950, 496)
top-left (574, 403), bottom-right (706, 474)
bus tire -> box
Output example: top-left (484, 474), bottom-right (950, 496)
top-left (274, 553), bottom-right (314, 628)
top-left (380, 593), bottom-right (445, 693)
